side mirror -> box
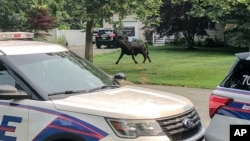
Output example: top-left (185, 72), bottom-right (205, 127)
top-left (113, 72), bottom-right (126, 80)
top-left (0, 85), bottom-right (29, 100)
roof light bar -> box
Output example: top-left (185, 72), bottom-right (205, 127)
top-left (0, 32), bottom-right (34, 40)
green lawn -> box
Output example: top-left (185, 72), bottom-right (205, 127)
top-left (93, 45), bottom-right (248, 89)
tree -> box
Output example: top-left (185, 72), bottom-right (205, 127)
top-left (47, 0), bottom-right (85, 30)
top-left (47, 0), bottom-right (71, 29)
top-left (0, 0), bottom-right (65, 32)
top-left (171, 0), bottom-right (250, 20)
top-left (220, 3), bottom-right (250, 47)
top-left (28, 7), bottom-right (55, 33)
top-left (157, 0), bottom-right (212, 49)
top-left (0, 0), bottom-right (32, 31)
top-left (171, 0), bottom-right (250, 47)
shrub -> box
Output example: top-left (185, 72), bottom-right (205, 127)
top-left (204, 38), bottom-right (215, 47)
top-left (195, 40), bottom-right (203, 46)
top-left (55, 36), bottom-right (67, 46)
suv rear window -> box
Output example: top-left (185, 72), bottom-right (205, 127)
top-left (99, 30), bottom-right (113, 35)
top-left (221, 59), bottom-right (250, 90)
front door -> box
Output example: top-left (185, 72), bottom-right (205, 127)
top-left (0, 63), bottom-right (28, 141)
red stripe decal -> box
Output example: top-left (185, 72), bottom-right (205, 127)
top-left (14, 34), bottom-right (21, 38)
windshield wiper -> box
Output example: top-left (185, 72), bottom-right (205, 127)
top-left (48, 90), bottom-right (87, 96)
top-left (48, 85), bottom-right (120, 96)
top-left (87, 85), bottom-right (120, 93)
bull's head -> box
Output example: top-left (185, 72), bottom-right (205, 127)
top-left (114, 35), bottom-right (129, 48)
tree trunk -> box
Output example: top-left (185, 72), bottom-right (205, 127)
top-left (182, 31), bottom-right (195, 49)
top-left (85, 20), bottom-right (94, 62)
top-left (187, 32), bottom-right (195, 49)
top-left (187, 38), bottom-right (194, 49)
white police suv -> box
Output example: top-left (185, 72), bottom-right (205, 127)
top-left (0, 32), bottom-right (204, 141)
top-left (205, 52), bottom-right (250, 141)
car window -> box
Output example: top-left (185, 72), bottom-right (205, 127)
top-left (0, 64), bottom-right (23, 90)
top-left (7, 51), bottom-right (116, 95)
top-left (93, 30), bottom-right (98, 34)
top-left (222, 60), bottom-right (250, 90)
top-left (99, 30), bottom-right (113, 35)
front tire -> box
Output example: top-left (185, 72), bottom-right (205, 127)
top-left (44, 133), bottom-right (85, 141)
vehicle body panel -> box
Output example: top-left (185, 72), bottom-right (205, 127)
top-left (205, 52), bottom-right (250, 141)
top-left (52, 85), bottom-right (193, 119)
top-left (0, 37), bottom-right (205, 141)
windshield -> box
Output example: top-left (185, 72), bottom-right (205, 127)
top-left (7, 51), bottom-right (116, 95)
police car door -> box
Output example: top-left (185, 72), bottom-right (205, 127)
top-left (0, 63), bottom-right (28, 141)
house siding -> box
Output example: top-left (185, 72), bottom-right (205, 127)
top-left (103, 14), bottom-right (145, 41)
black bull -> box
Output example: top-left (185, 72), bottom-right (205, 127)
top-left (115, 39), bottom-right (151, 64)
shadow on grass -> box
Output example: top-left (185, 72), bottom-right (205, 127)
top-left (150, 45), bottom-right (249, 55)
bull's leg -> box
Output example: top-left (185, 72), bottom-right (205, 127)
top-left (144, 43), bottom-right (151, 63)
top-left (115, 52), bottom-right (124, 64)
top-left (141, 53), bottom-right (151, 63)
top-left (147, 55), bottom-right (152, 62)
top-left (142, 54), bottom-right (147, 63)
top-left (132, 54), bottom-right (138, 64)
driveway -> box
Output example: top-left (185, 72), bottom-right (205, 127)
top-left (69, 45), bottom-right (211, 127)
top-left (69, 45), bottom-right (119, 58)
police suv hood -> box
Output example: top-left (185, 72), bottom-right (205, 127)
top-left (51, 85), bottom-right (193, 119)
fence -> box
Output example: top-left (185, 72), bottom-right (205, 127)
top-left (46, 29), bottom-right (86, 46)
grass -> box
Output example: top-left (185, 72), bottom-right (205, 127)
top-left (93, 45), bottom-right (248, 89)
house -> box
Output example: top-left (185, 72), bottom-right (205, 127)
top-left (194, 24), bottom-right (225, 43)
top-left (103, 14), bottom-right (146, 42)
top-left (153, 23), bottom-right (225, 46)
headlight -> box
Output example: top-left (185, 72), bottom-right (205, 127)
top-left (106, 118), bottom-right (165, 139)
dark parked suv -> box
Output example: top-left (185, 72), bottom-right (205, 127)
top-left (95, 28), bottom-right (123, 49)
top-left (92, 28), bottom-right (99, 44)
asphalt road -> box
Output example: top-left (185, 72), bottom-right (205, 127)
top-left (69, 45), bottom-right (211, 127)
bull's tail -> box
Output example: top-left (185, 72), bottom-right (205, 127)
top-left (144, 42), bottom-right (151, 62)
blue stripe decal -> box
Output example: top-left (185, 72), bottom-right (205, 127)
top-left (216, 101), bottom-right (250, 120)
top-left (0, 102), bottom-right (108, 141)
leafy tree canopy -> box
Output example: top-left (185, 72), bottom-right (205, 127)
top-left (0, 0), bottom-right (32, 31)
top-left (221, 3), bottom-right (250, 46)
top-left (156, 0), bottom-right (250, 48)
top-left (28, 7), bottom-right (55, 33)
top-left (157, 0), bottom-right (213, 49)
top-left (171, 0), bottom-right (250, 20)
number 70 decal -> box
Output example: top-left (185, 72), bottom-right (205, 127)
top-left (242, 75), bottom-right (250, 85)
